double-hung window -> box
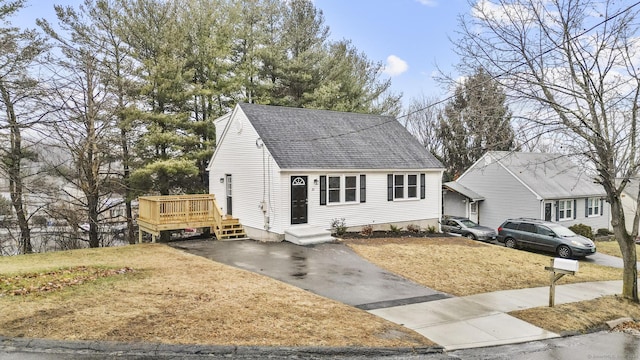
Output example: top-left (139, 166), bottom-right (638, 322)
top-left (407, 175), bottom-right (418, 198)
top-left (394, 175), bottom-right (404, 199)
top-left (328, 176), bottom-right (341, 203)
top-left (345, 176), bottom-right (357, 202)
top-left (587, 198), bottom-right (601, 217)
top-left (558, 200), bottom-right (573, 221)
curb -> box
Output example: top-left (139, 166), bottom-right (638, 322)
top-left (0, 336), bottom-right (444, 357)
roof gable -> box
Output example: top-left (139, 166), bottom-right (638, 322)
top-left (479, 151), bottom-right (605, 198)
top-left (237, 103), bottom-right (443, 170)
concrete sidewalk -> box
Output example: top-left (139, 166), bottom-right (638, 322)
top-left (369, 280), bottom-right (622, 350)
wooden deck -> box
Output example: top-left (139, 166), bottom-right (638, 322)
top-left (137, 194), bottom-right (246, 242)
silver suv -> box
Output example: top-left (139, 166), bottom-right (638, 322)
top-left (441, 216), bottom-right (497, 241)
top-left (497, 218), bottom-right (596, 258)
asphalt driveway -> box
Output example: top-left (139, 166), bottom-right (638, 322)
top-left (170, 239), bottom-right (449, 309)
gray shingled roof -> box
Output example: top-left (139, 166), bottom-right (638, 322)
top-left (486, 151), bottom-right (605, 198)
top-left (238, 103), bottom-right (443, 170)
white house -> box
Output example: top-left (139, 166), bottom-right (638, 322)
top-left (207, 103), bottom-right (444, 244)
top-left (445, 151), bottom-right (611, 231)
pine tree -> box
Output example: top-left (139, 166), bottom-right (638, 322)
top-left (438, 68), bottom-right (516, 180)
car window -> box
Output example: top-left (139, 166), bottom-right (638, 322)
top-left (518, 223), bottom-right (536, 233)
top-left (548, 224), bottom-right (577, 237)
top-left (537, 225), bottom-right (555, 236)
top-left (460, 219), bottom-right (478, 228)
top-left (444, 220), bottom-right (455, 226)
top-left (503, 222), bottom-right (517, 229)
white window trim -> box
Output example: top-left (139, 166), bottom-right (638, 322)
top-left (558, 199), bottom-right (573, 221)
top-left (392, 173), bottom-right (421, 201)
top-left (587, 197), bottom-right (601, 217)
top-left (325, 174), bottom-right (361, 205)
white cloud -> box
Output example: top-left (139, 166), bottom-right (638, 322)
top-left (416, 0), bottom-right (438, 6)
top-left (383, 55), bottom-right (409, 76)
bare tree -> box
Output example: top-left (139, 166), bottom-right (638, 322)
top-left (403, 95), bottom-right (444, 162)
top-left (456, 0), bottom-right (639, 301)
top-left (38, 6), bottom-right (120, 248)
top-left (0, 0), bottom-right (47, 254)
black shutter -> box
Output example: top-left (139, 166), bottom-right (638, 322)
top-left (420, 174), bottom-right (426, 199)
top-left (387, 174), bottom-right (393, 201)
top-left (600, 199), bottom-right (604, 216)
top-left (320, 176), bottom-right (326, 205)
top-left (360, 175), bottom-right (366, 203)
top-left (573, 199), bottom-right (577, 219)
top-left (555, 200), bottom-right (559, 221)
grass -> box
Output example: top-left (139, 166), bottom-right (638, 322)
top-left (346, 237), bottom-right (623, 296)
top-left (595, 240), bottom-right (640, 258)
top-left (511, 296), bottom-right (640, 334)
top-left (0, 244), bottom-right (432, 347)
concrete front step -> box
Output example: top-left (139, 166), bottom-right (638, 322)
top-left (284, 226), bottom-right (335, 245)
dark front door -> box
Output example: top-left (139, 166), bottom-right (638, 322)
top-left (544, 203), bottom-right (552, 221)
top-left (291, 176), bottom-right (308, 224)
top-left (226, 174), bottom-right (232, 216)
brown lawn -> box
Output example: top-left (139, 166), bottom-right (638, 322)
top-left (0, 244), bottom-right (432, 347)
top-left (595, 240), bottom-right (640, 258)
top-left (511, 295), bottom-right (640, 334)
top-left (346, 237), bottom-right (623, 296)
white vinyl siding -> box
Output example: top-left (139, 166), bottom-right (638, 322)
top-left (282, 170), bottom-right (442, 231)
top-left (457, 160), bottom-right (540, 229)
top-left (209, 109), bottom-right (283, 236)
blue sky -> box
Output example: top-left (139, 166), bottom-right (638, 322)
top-left (316, 0), bottom-right (470, 105)
top-left (10, 0), bottom-right (471, 107)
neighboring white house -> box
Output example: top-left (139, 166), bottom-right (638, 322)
top-left (207, 103), bottom-right (444, 243)
top-left (445, 151), bottom-right (611, 231)
top-left (442, 181), bottom-right (485, 223)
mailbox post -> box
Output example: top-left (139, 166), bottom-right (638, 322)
top-left (544, 258), bottom-right (578, 307)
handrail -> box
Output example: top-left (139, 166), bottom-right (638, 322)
top-left (138, 194), bottom-right (219, 225)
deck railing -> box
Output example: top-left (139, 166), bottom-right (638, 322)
top-left (137, 194), bottom-right (225, 241)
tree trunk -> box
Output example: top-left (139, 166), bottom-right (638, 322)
top-left (1, 83), bottom-right (32, 254)
top-left (610, 197), bottom-right (639, 302)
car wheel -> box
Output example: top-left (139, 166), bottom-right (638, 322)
top-left (465, 233), bottom-right (476, 240)
top-left (505, 237), bottom-right (516, 249)
top-left (557, 245), bottom-right (572, 259)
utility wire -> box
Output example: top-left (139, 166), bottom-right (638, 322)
top-left (397, 0), bottom-right (640, 120)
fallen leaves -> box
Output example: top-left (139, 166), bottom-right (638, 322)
top-left (0, 266), bottom-right (135, 296)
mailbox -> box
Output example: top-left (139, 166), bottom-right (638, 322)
top-left (553, 258), bottom-right (579, 272)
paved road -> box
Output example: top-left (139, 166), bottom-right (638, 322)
top-left (170, 239), bottom-right (450, 309)
top-left (2, 332), bottom-right (638, 359)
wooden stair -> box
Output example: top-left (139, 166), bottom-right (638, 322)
top-left (215, 216), bottom-right (248, 240)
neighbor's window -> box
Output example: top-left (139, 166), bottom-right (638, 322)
top-left (345, 176), bottom-right (357, 202)
top-left (328, 176), bottom-right (341, 203)
top-left (587, 198), bottom-right (600, 217)
top-left (558, 200), bottom-right (573, 220)
top-left (470, 202), bottom-right (478, 214)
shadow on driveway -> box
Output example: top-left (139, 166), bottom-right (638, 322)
top-left (170, 239), bottom-right (449, 309)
